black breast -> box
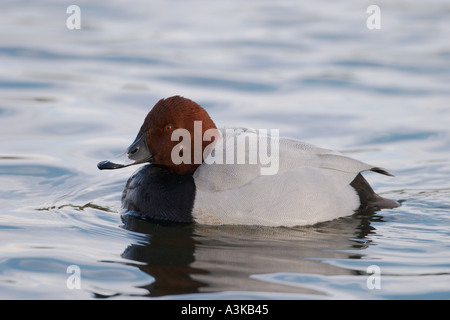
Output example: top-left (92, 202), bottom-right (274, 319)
top-left (122, 164), bottom-right (196, 223)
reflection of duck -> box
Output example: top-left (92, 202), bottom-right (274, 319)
top-left (98, 96), bottom-right (398, 226)
top-left (120, 209), bottom-right (379, 297)
top-left (120, 214), bottom-right (207, 297)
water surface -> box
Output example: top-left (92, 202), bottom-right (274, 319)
top-left (0, 0), bottom-right (449, 299)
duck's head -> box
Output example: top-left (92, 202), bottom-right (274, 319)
top-left (98, 96), bottom-right (218, 175)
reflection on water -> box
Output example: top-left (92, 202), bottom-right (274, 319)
top-left (121, 217), bottom-right (204, 297)
top-left (120, 210), bottom-right (377, 297)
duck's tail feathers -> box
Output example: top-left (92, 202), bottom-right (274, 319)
top-left (371, 167), bottom-right (394, 177)
top-left (351, 173), bottom-right (399, 210)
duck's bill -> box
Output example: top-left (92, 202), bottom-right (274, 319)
top-left (97, 155), bottom-right (131, 170)
top-left (97, 132), bottom-right (153, 170)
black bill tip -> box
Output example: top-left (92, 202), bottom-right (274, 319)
top-left (97, 160), bottom-right (125, 170)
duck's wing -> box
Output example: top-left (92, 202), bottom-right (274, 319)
top-left (194, 128), bottom-right (392, 191)
top-left (277, 137), bottom-right (392, 175)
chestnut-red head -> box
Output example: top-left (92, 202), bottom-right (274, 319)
top-left (98, 96), bottom-right (218, 175)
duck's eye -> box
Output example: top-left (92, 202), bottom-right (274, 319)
top-left (164, 124), bottom-right (174, 132)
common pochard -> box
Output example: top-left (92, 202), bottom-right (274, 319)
top-left (98, 96), bottom-right (398, 226)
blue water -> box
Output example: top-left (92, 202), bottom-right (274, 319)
top-left (1, 0), bottom-right (449, 299)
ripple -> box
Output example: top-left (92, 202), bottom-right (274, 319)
top-left (366, 131), bottom-right (440, 144)
top-left (158, 75), bottom-right (277, 92)
top-left (0, 80), bottom-right (53, 89)
top-left (299, 77), bottom-right (433, 96)
top-left (38, 122), bottom-right (108, 136)
top-left (0, 164), bottom-right (75, 179)
top-left (251, 272), bottom-right (450, 299)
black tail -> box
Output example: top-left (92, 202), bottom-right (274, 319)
top-left (370, 167), bottom-right (394, 177)
top-left (350, 173), bottom-right (399, 210)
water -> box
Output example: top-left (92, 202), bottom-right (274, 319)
top-left (1, 0), bottom-right (449, 299)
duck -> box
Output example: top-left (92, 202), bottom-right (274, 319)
top-left (98, 96), bottom-right (398, 226)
